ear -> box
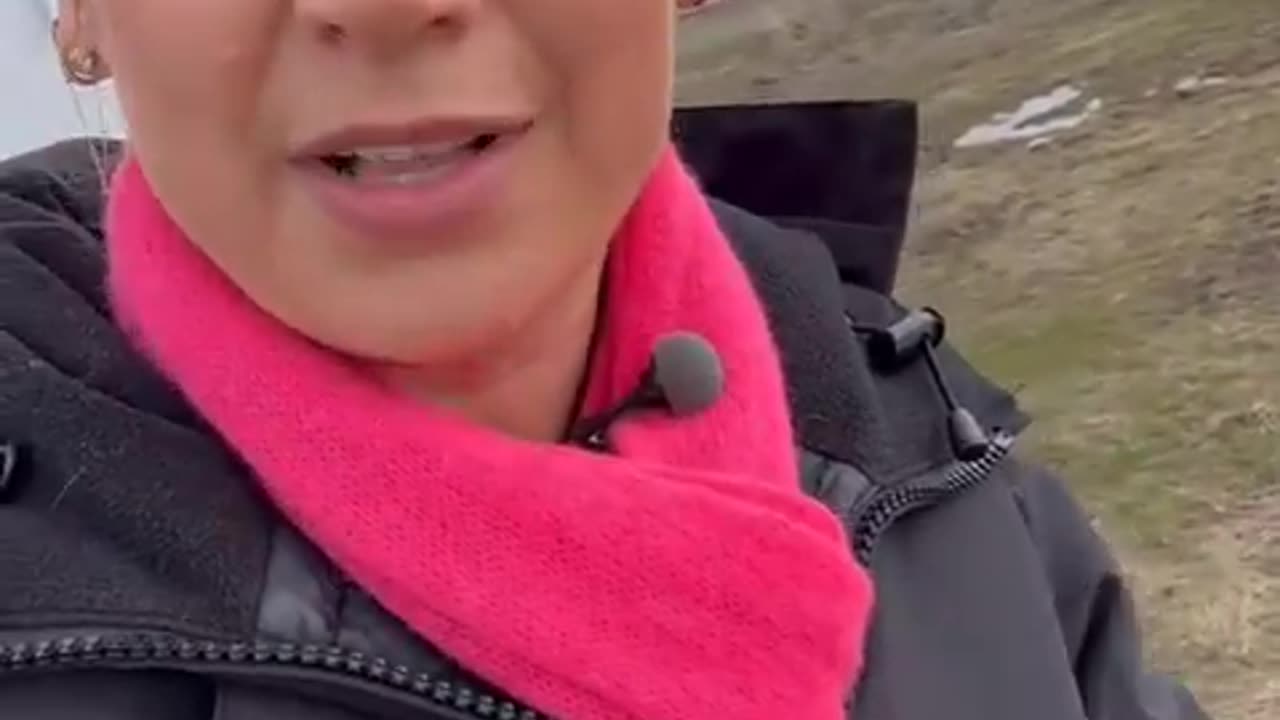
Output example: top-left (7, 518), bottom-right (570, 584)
top-left (54, 0), bottom-right (100, 56)
top-left (54, 0), bottom-right (111, 84)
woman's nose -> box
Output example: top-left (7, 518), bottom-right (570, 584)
top-left (296, 0), bottom-right (475, 57)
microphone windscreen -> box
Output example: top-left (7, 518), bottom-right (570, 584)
top-left (652, 332), bottom-right (725, 416)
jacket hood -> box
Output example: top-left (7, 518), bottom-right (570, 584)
top-left (674, 99), bottom-right (918, 294)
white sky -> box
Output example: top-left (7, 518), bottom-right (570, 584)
top-left (0, 0), bottom-right (127, 159)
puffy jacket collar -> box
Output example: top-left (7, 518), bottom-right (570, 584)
top-left (714, 198), bottom-right (1026, 484)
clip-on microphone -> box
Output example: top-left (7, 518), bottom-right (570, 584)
top-left (571, 331), bottom-right (725, 452)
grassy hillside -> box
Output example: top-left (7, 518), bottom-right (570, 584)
top-left (678, 2), bottom-right (1280, 716)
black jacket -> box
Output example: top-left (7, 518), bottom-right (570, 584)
top-left (0, 103), bottom-right (1207, 720)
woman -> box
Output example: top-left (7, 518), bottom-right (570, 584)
top-left (0, 1), bottom-right (1206, 719)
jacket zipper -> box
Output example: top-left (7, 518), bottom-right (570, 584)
top-left (850, 431), bottom-right (1015, 564)
top-left (0, 632), bottom-right (545, 720)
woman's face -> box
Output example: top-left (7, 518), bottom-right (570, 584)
top-left (69, 0), bottom-right (675, 363)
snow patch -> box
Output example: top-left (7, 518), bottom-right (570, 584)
top-left (955, 84), bottom-right (1102, 149)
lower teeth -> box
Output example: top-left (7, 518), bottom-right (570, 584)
top-left (386, 166), bottom-right (453, 185)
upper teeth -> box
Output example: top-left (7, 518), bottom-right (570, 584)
top-left (343, 142), bottom-right (472, 163)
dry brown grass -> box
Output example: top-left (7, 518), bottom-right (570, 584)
top-left (679, 1), bottom-right (1280, 716)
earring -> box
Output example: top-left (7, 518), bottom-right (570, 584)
top-left (61, 46), bottom-right (107, 86)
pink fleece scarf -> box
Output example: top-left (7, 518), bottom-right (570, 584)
top-left (106, 145), bottom-right (873, 720)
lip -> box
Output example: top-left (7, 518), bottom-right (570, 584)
top-left (289, 115), bottom-right (533, 242)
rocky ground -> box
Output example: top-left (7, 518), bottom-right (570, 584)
top-left (678, 1), bottom-right (1280, 717)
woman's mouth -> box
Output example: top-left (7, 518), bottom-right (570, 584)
top-left (292, 119), bottom-right (530, 241)
top-left (319, 133), bottom-right (502, 184)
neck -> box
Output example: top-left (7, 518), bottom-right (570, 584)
top-left (375, 260), bottom-right (603, 444)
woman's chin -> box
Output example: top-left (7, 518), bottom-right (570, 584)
top-left (298, 312), bottom-right (497, 371)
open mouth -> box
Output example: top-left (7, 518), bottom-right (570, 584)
top-left (293, 119), bottom-right (530, 235)
top-left (318, 132), bottom-right (505, 184)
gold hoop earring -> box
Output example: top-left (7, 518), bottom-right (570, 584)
top-left (61, 46), bottom-right (107, 86)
